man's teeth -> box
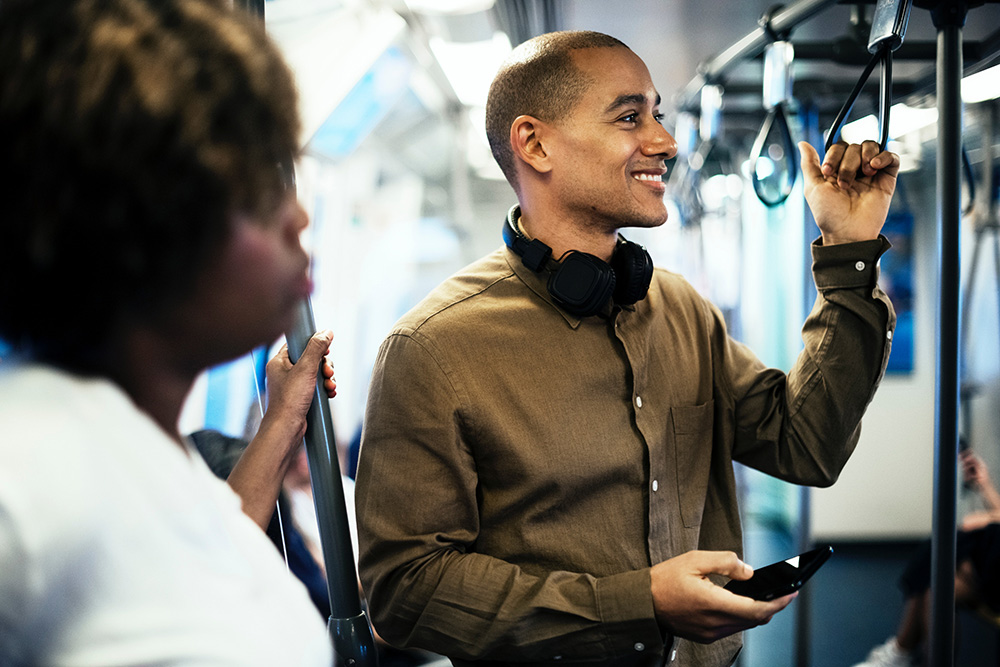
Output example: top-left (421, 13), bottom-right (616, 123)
top-left (633, 173), bottom-right (662, 182)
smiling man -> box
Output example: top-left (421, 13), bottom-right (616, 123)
top-left (356, 31), bottom-right (899, 667)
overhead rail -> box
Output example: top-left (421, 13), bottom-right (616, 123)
top-left (902, 25), bottom-right (1000, 98)
top-left (676, 0), bottom-right (840, 112)
top-left (678, 7), bottom-right (999, 115)
top-left (779, 37), bottom-right (989, 62)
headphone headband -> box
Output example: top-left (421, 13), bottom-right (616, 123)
top-left (501, 207), bottom-right (551, 272)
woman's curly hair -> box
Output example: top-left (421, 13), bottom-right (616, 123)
top-left (0, 0), bottom-right (300, 369)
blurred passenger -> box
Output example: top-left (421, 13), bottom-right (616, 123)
top-left (852, 450), bottom-right (1000, 667)
top-left (0, 0), bottom-right (336, 664)
top-left (284, 440), bottom-right (332, 574)
top-left (356, 30), bottom-right (900, 667)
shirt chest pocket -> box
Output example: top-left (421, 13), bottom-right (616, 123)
top-left (670, 401), bottom-right (714, 529)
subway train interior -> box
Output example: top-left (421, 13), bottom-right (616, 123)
top-left (3, 0), bottom-right (1000, 665)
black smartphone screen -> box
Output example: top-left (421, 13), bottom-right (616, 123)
top-left (724, 546), bottom-right (833, 601)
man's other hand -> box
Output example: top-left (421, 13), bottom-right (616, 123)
top-left (650, 550), bottom-right (796, 644)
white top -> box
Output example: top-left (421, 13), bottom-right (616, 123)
top-left (0, 363), bottom-right (332, 666)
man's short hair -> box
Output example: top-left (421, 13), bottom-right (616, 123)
top-left (485, 31), bottom-right (629, 189)
top-left (0, 0), bottom-right (300, 370)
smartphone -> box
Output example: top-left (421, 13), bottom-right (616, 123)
top-left (724, 546), bottom-right (833, 601)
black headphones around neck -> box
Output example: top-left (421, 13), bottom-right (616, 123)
top-left (502, 205), bottom-right (653, 318)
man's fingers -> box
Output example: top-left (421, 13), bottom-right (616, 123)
top-left (797, 141), bottom-right (824, 185)
top-left (802, 140), bottom-right (900, 189)
top-left (754, 592), bottom-right (797, 622)
top-left (837, 143), bottom-right (863, 187)
top-left (727, 590), bottom-right (797, 622)
top-left (821, 140), bottom-right (847, 177)
top-left (872, 149), bottom-right (901, 181)
top-left (860, 140), bottom-right (882, 176)
top-left (696, 550), bottom-right (753, 581)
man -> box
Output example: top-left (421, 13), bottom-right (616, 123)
top-left (356, 30), bottom-right (897, 667)
top-left (0, 0), bottom-right (335, 663)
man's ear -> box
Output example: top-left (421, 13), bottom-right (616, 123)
top-left (510, 114), bottom-right (553, 175)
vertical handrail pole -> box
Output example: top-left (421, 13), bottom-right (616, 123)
top-left (794, 485), bottom-right (812, 667)
top-left (928, 2), bottom-right (967, 665)
top-left (287, 300), bottom-right (379, 666)
top-left (237, 0), bottom-right (377, 659)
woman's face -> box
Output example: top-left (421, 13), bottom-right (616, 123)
top-left (161, 193), bottom-right (313, 369)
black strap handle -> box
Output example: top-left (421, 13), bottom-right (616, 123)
top-left (824, 46), bottom-right (893, 153)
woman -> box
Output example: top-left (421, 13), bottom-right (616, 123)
top-left (0, 0), bottom-right (336, 664)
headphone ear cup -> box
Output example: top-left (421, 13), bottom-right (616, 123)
top-left (547, 251), bottom-right (616, 317)
top-left (611, 241), bottom-right (653, 305)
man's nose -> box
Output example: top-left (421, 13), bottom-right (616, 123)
top-left (645, 123), bottom-right (678, 160)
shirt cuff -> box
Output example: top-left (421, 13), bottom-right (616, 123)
top-left (595, 568), bottom-right (668, 661)
top-left (811, 235), bottom-right (892, 291)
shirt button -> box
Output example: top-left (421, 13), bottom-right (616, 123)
top-left (634, 642), bottom-right (645, 652)
top-left (855, 260), bottom-right (866, 271)
top-left (887, 329), bottom-right (893, 340)
top-left (635, 395), bottom-right (643, 408)
top-left (652, 479), bottom-right (659, 492)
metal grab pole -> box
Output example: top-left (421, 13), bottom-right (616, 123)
top-left (287, 299), bottom-right (378, 667)
top-left (237, 0), bottom-right (378, 659)
top-left (923, 2), bottom-right (968, 665)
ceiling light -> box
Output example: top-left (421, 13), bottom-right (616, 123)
top-left (404, 0), bottom-right (495, 14)
top-left (962, 64), bottom-right (1000, 104)
top-left (429, 31), bottom-right (512, 107)
top-left (840, 103), bottom-right (938, 144)
top-left (268, 5), bottom-right (406, 142)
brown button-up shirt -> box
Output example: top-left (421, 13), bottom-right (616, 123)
top-left (356, 237), bottom-right (894, 667)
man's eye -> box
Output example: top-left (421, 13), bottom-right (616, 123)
top-left (620, 113), bottom-right (638, 123)
top-left (653, 113), bottom-right (665, 125)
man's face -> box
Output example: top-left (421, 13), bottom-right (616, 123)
top-left (545, 47), bottom-right (677, 233)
